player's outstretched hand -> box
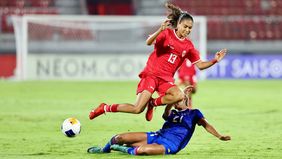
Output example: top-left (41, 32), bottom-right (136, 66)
top-left (160, 19), bottom-right (171, 31)
top-left (219, 135), bottom-right (231, 141)
top-left (214, 48), bottom-right (227, 62)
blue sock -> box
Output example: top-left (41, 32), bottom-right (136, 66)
top-left (102, 136), bottom-right (117, 153)
top-left (127, 147), bottom-right (138, 155)
top-left (102, 142), bottom-right (111, 153)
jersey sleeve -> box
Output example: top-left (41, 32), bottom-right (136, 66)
top-left (195, 109), bottom-right (204, 124)
top-left (154, 29), bottom-right (167, 48)
top-left (187, 47), bottom-right (201, 64)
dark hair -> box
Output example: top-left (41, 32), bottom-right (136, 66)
top-left (165, 2), bottom-right (193, 28)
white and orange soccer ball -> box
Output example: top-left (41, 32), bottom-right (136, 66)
top-left (61, 118), bottom-right (81, 137)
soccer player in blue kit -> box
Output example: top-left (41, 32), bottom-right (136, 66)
top-left (87, 86), bottom-right (231, 155)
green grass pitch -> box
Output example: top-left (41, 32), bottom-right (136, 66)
top-left (0, 80), bottom-right (281, 159)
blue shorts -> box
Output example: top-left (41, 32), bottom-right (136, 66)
top-left (146, 132), bottom-right (178, 154)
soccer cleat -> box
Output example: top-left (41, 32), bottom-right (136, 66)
top-left (89, 103), bottom-right (107, 120)
top-left (87, 146), bottom-right (104, 154)
top-left (145, 101), bottom-right (154, 121)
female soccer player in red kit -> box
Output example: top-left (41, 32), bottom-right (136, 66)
top-left (89, 2), bottom-right (227, 121)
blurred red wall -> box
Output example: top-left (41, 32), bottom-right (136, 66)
top-left (0, 54), bottom-right (16, 78)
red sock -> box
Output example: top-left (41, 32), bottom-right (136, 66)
top-left (105, 104), bottom-right (118, 112)
top-left (110, 104), bottom-right (118, 112)
top-left (152, 96), bottom-right (164, 106)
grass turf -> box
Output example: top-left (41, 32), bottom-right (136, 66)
top-left (0, 80), bottom-right (281, 159)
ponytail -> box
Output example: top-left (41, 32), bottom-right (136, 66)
top-left (165, 2), bottom-right (193, 28)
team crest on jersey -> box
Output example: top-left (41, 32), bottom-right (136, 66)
top-left (182, 50), bottom-right (187, 57)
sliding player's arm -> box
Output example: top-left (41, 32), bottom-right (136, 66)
top-left (198, 118), bottom-right (231, 141)
top-left (162, 104), bottom-right (173, 120)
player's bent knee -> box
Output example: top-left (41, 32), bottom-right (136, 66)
top-left (115, 134), bottom-right (124, 143)
top-left (131, 107), bottom-right (144, 114)
top-left (175, 92), bottom-right (185, 102)
top-left (132, 104), bottom-right (146, 114)
top-left (168, 88), bottom-right (185, 102)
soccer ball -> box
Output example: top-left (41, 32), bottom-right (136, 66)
top-left (61, 118), bottom-right (81, 137)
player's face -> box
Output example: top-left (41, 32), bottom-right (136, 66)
top-left (177, 19), bottom-right (193, 38)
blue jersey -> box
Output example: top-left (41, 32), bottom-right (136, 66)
top-left (157, 109), bottom-right (204, 153)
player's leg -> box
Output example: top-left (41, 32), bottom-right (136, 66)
top-left (111, 131), bottom-right (165, 155)
top-left (88, 136), bottom-right (117, 153)
top-left (148, 85), bottom-right (184, 107)
top-left (152, 80), bottom-right (185, 106)
top-left (115, 132), bottom-right (148, 146)
top-left (145, 82), bottom-right (184, 121)
top-left (89, 77), bottom-right (156, 120)
top-left (114, 91), bottom-right (152, 113)
top-left (178, 85), bottom-right (194, 109)
top-left (111, 144), bottom-right (165, 155)
top-left (88, 136), bottom-right (118, 154)
top-left (137, 144), bottom-right (166, 155)
top-left (87, 132), bottom-right (147, 154)
top-left (115, 76), bottom-right (156, 114)
top-left (105, 132), bottom-right (148, 155)
top-left (160, 86), bottom-right (185, 104)
top-left (89, 90), bottom-right (152, 119)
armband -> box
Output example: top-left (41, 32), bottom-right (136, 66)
top-left (211, 59), bottom-right (217, 64)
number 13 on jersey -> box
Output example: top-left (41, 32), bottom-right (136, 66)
top-left (168, 53), bottom-right (177, 64)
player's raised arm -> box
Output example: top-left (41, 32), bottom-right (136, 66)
top-left (195, 49), bottom-right (227, 70)
top-left (197, 118), bottom-right (231, 141)
top-left (146, 20), bottom-right (171, 46)
top-left (162, 104), bottom-right (173, 120)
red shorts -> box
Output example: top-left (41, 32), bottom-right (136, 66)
top-left (178, 75), bottom-right (197, 87)
top-left (136, 76), bottom-right (175, 96)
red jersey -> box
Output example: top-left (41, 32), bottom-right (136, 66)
top-left (178, 59), bottom-right (196, 77)
top-left (139, 28), bottom-right (200, 82)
